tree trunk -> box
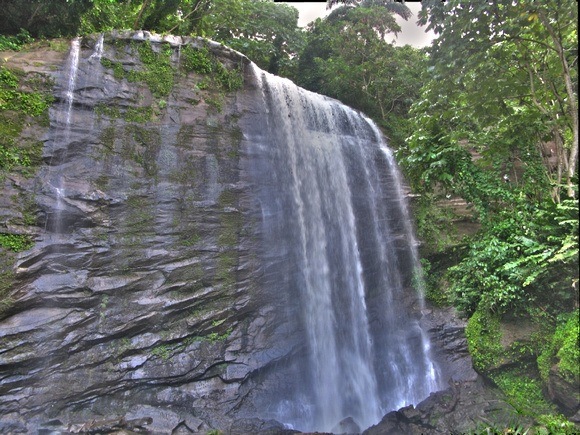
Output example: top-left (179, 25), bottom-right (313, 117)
top-left (538, 9), bottom-right (578, 198)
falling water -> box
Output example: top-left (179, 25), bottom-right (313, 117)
top-left (63, 38), bottom-right (81, 129)
top-left (247, 64), bottom-right (443, 432)
top-left (45, 37), bottom-right (81, 234)
top-left (88, 33), bottom-right (104, 63)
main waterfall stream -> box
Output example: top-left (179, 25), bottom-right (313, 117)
top-left (246, 65), bottom-right (443, 432)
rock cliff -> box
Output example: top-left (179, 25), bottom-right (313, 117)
top-left (0, 32), bottom-right (526, 434)
top-left (0, 32), bottom-right (289, 433)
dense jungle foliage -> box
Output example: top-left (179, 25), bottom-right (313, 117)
top-left (1, 0), bottom-right (578, 431)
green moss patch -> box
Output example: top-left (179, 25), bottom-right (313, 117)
top-left (538, 310), bottom-right (580, 383)
top-left (0, 66), bottom-right (53, 172)
top-left (491, 369), bottom-right (554, 416)
top-left (465, 308), bottom-right (503, 372)
top-left (181, 44), bottom-right (243, 93)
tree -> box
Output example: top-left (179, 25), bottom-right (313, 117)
top-left (326, 0), bottom-right (412, 21)
top-left (199, 0), bottom-right (304, 76)
top-left (296, 3), bottom-right (424, 149)
top-left (403, 0), bottom-right (578, 316)
top-left (411, 0), bottom-right (578, 201)
top-left (79, 0), bottom-right (212, 35)
top-left (0, 0), bottom-right (92, 37)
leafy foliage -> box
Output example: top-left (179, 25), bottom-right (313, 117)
top-left (296, 4), bottom-right (424, 150)
top-left (448, 198), bottom-right (578, 316)
top-left (0, 0), bottom-right (92, 37)
top-left (535, 413), bottom-right (578, 434)
top-left (199, 0), bottom-right (304, 76)
top-left (0, 29), bottom-right (32, 51)
top-left (537, 310), bottom-right (580, 383)
top-left (181, 45), bottom-right (213, 74)
top-left (181, 44), bottom-right (243, 92)
top-left (0, 66), bottom-right (53, 171)
top-left (0, 233), bottom-right (33, 252)
top-left (491, 369), bottom-right (555, 416)
top-left (134, 41), bottom-right (174, 97)
top-left (410, 0), bottom-right (578, 201)
top-left (403, 0), bottom-right (578, 321)
top-left (326, 0), bottom-right (412, 21)
top-left (79, 0), bottom-right (212, 35)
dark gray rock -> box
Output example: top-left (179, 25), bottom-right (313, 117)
top-left (0, 32), bottom-right (289, 433)
top-left (363, 379), bottom-right (532, 435)
top-left (421, 306), bottom-right (478, 383)
top-left (331, 416), bottom-right (361, 434)
top-left (229, 418), bottom-right (299, 434)
top-left (547, 365), bottom-right (580, 416)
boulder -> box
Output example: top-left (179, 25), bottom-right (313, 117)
top-left (547, 365), bottom-right (580, 415)
top-left (364, 378), bottom-right (532, 435)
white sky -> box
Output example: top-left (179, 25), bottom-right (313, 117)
top-left (281, 2), bottom-right (436, 48)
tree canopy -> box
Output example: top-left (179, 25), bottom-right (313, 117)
top-left (200, 0), bottom-right (303, 76)
top-left (296, 2), bottom-right (423, 149)
top-left (409, 0), bottom-right (578, 202)
top-left (401, 0), bottom-right (578, 317)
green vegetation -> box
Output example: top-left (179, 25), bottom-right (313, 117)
top-left (396, 3), bottom-right (578, 429)
top-left (0, 66), bottom-right (54, 171)
top-left (0, 29), bottom-right (33, 51)
top-left (134, 41), bottom-right (174, 97)
top-left (465, 309), bottom-right (503, 372)
top-left (538, 311), bottom-right (580, 383)
top-left (3, 0), bottom-right (303, 76)
top-left (181, 45), bottom-right (213, 75)
top-left (492, 369), bottom-right (554, 416)
top-left (151, 344), bottom-right (172, 360)
top-left (181, 43), bottom-right (243, 99)
top-left (536, 414), bottom-right (578, 435)
top-left (447, 199), bottom-right (578, 316)
top-left (0, 62), bottom-right (52, 315)
top-left (0, 233), bottom-right (33, 252)
top-left (99, 41), bottom-right (174, 98)
top-left (99, 294), bottom-right (109, 320)
top-left (201, 0), bottom-right (303, 76)
top-left (98, 39), bottom-right (243, 120)
top-left (296, 4), bottom-right (423, 150)
top-left (151, 326), bottom-right (233, 361)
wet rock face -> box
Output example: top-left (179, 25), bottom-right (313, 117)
top-left (547, 365), bottom-right (580, 416)
top-left (0, 33), bottom-right (293, 433)
top-left (362, 378), bottom-right (533, 435)
top-left (0, 32), bottom-right (525, 435)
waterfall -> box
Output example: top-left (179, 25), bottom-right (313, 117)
top-left (63, 38), bottom-right (81, 131)
top-left (45, 37), bottom-right (81, 234)
top-left (88, 33), bottom-right (104, 63)
top-left (247, 64), bottom-right (443, 432)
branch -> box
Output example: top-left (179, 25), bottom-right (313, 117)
top-left (26, 4), bottom-right (44, 29)
top-left (537, 9), bottom-right (578, 196)
top-left (526, 67), bottom-right (550, 117)
top-left (168, 0), bottom-right (208, 33)
top-left (134, 0), bottom-right (151, 30)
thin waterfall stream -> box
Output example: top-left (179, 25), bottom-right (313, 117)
top-left (246, 64), bottom-right (443, 432)
top-left (46, 37), bottom-right (81, 234)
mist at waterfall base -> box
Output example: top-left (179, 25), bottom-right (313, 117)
top-left (245, 65), bottom-right (442, 432)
